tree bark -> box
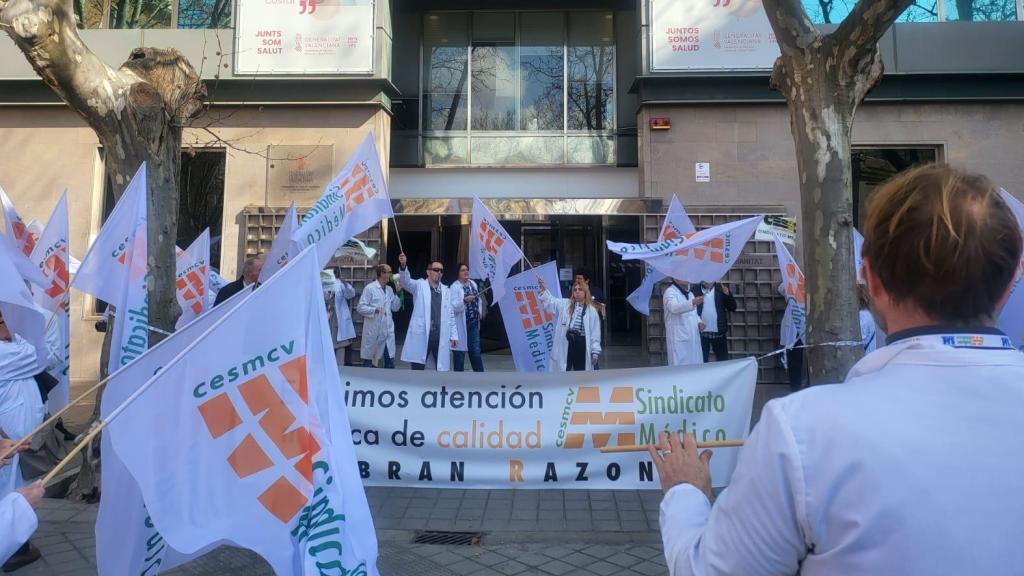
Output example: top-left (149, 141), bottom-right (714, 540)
top-left (2, 0), bottom-right (206, 341)
top-left (762, 0), bottom-right (912, 384)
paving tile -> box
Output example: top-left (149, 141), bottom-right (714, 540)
top-left (537, 559), bottom-right (575, 575)
top-left (448, 559), bottom-right (488, 575)
top-left (585, 560), bottom-right (624, 576)
top-left (579, 544), bottom-right (620, 560)
top-left (592, 510), bottom-right (618, 521)
top-left (634, 560), bottom-right (669, 574)
top-left (605, 552), bottom-right (642, 568)
top-left (492, 559), bottom-right (529, 575)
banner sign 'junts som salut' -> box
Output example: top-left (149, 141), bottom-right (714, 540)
top-left (345, 359), bottom-right (757, 489)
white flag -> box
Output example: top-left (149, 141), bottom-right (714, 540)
top-left (626, 195), bottom-right (695, 315)
top-left (853, 227), bottom-right (865, 285)
top-left (175, 229), bottom-right (212, 329)
top-left (208, 269), bottom-right (228, 308)
top-left (773, 233), bottom-right (805, 349)
top-left (497, 261), bottom-right (561, 372)
top-left (609, 215), bottom-right (760, 284)
top-left (0, 242), bottom-right (48, 373)
top-left (72, 163), bottom-right (149, 373)
top-left (998, 189), bottom-right (1024, 350)
top-left (108, 246), bottom-right (379, 575)
top-left (294, 133), bottom-right (394, 269)
top-left (258, 202), bottom-right (300, 284)
top-left (0, 185), bottom-right (38, 257)
top-left (96, 287), bottom-right (249, 575)
top-left (29, 191), bottom-right (72, 410)
top-left (470, 196), bottom-right (524, 304)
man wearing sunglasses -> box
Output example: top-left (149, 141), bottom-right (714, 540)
top-left (398, 253), bottom-right (459, 371)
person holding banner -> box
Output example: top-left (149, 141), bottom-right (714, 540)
top-left (398, 253), bottom-right (459, 371)
top-left (663, 279), bottom-right (705, 367)
top-left (451, 263), bottom-right (484, 372)
top-left (358, 264), bottom-right (401, 369)
top-left (537, 278), bottom-right (601, 371)
top-left (651, 164), bottom-right (1024, 576)
top-left (213, 256), bottom-right (263, 307)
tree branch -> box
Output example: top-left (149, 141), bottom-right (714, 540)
top-left (833, 0), bottom-right (914, 52)
top-left (762, 0), bottom-right (820, 58)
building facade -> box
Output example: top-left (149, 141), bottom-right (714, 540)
top-left (1, 0), bottom-right (1023, 397)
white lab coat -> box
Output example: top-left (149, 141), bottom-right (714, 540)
top-left (859, 309), bottom-right (877, 353)
top-left (0, 336), bottom-right (45, 496)
top-left (450, 280), bottom-right (482, 353)
top-left (356, 281), bottom-right (400, 362)
top-left (398, 268), bottom-right (458, 370)
top-left (663, 284), bottom-right (704, 367)
top-left (540, 290), bottom-right (601, 372)
top-left (660, 331), bottom-right (1024, 576)
top-left (0, 492), bottom-right (36, 563)
top-left (333, 279), bottom-right (356, 342)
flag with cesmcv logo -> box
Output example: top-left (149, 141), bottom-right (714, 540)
top-left (294, 132), bottom-right (394, 268)
top-left (108, 246), bottom-right (379, 575)
top-left (497, 261), bottom-right (560, 372)
top-left (72, 163), bottom-right (149, 373)
top-left (997, 189), bottom-right (1024, 350)
top-left (259, 202), bottom-right (300, 284)
top-left (0, 184), bottom-right (38, 256)
top-left (470, 196), bottom-right (524, 304)
top-left (608, 215), bottom-right (760, 284)
top-left (29, 191), bottom-right (72, 410)
top-left (772, 233), bottom-right (805, 349)
top-left (175, 228), bottom-right (212, 329)
top-left (626, 195), bottom-right (695, 315)
top-left (96, 286), bottom-right (252, 575)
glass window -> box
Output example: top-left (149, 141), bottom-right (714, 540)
top-left (177, 0), bottom-right (232, 28)
top-left (567, 12), bottom-right (614, 131)
top-left (107, 0), bottom-right (172, 28)
top-left (801, 0), bottom-right (938, 23)
top-left (944, 0), bottom-right (1017, 21)
top-left (471, 13), bottom-right (517, 131)
top-left (423, 13), bottom-right (470, 131)
top-left (519, 13), bottom-right (564, 131)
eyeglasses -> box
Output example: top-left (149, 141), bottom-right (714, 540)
top-left (429, 268), bottom-right (444, 273)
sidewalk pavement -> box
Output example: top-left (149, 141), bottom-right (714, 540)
top-left (19, 489), bottom-right (671, 575)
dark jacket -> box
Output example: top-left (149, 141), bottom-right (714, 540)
top-left (213, 277), bottom-right (247, 307)
top-left (695, 283), bottom-right (737, 334)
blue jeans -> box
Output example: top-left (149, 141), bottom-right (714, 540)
top-left (363, 345), bottom-right (394, 369)
top-left (453, 322), bottom-right (484, 372)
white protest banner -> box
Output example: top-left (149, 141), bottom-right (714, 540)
top-left (258, 202), bottom-right (299, 284)
top-left (96, 288), bottom-right (251, 575)
top-left (626, 195), bottom-right (695, 315)
top-left (72, 163), bottom-right (148, 373)
top-left (470, 197), bottom-right (524, 304)
top-left (609, 215), bottom-right (760, 284)
top-left (30, 191), bottom-right (71, 410)
top-left (295, 133), bottom-right (393, 269)
top-left (345, 359), bottom-right (756, 489)
top-left (175, 229), bottom-right (212, 329)
top-left (853, 227), bottom-right (865, 285)
top-left (0, 184), bottom-right (38, 256)
top-left (998, 189), bottom-right (1024, 350)
top-left (773, 233), bottom-right (805, 349)
top-left (497, 261), bottom-right (560, 373)
top-left (754, 215), bottom-right (797, 246)
top-left (108, 247), bottom-right (378, 575)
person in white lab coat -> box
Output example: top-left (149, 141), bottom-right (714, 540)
top-left (649, 164), bottom-right (1024, 576)
top-left (663, 279), bottom-right (705, 367)
top-left (323, 269), bottom-right (356, 366)
top-left (0, 438), bottom-right (41, 566)
top-left (398, 253), bottom-right (458, 371)
top-left (357, 264), bottom-right (401, 368)
top-left (0, 316), bottom-right (45, 570)
top-left (450, 263), bottom-right (485, 372)
top-left (537, 278), bottom-right (602, 371)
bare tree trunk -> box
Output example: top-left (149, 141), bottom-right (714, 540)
top-left (762, 0), bottom-right (912, 384)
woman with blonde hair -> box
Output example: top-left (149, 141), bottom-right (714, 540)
top-left (537, 277), bottom-right (602, 371)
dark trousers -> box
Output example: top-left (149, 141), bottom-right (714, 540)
top-left (700, 333), bottom-right (729, 363)
top-left (787, 339), bottom-right (806, 392)
top-left (362, 345), bottom-right (394, 369)
top-left (566, 332), bottom-right (587, 371)
top-left (453, 322), bottom-right (484, 372)
top-left (412, 330), bottom-right (441, 370)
